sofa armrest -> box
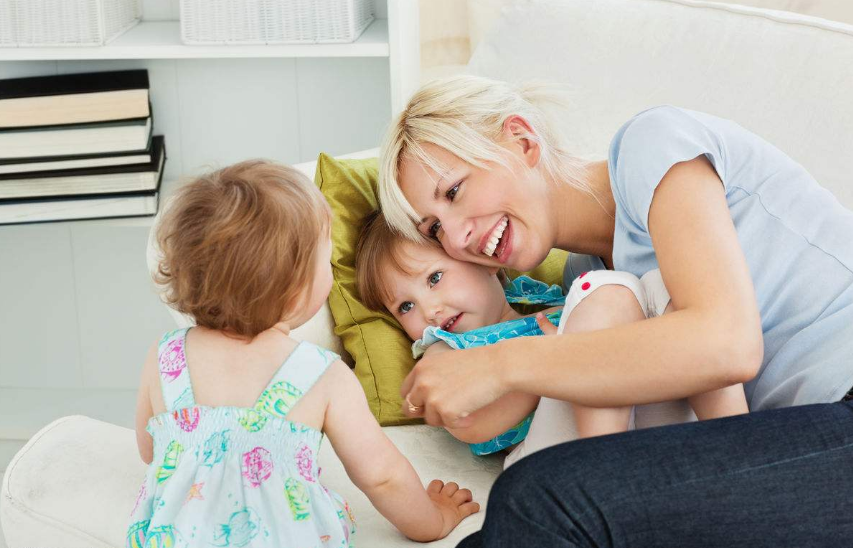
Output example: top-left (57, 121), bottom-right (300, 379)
top-left (2, 415), bottom-right (500, 548)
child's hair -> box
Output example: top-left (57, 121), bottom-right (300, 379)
top-left (155, 160), bottom-right (331, 338)
top-left (356, 210), bottom-right (443, 311)
top-left (356, 210), bottom-right (509, 312)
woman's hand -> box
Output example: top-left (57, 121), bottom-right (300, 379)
top-left (401, 343), bottom-right (512, 428)
top-left (425, 480), bottom-right (480, 540)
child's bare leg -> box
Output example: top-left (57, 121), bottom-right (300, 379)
top-left (561, 282), bottom-right (646, 438)
top-left (688, 385), bottom-right (749, 420)
top-left (656, 302), bottom-right (749, 419)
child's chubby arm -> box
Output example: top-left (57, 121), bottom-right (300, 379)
top-left (423, 342), bottom-right (539, 445)
top-left (322, 360), bottom-right (480, 541)
top-left (135, 341), bottom-right (159, 465)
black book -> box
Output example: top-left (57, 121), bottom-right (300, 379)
top-left (0, 187), bottom-right (162, 226)
top-left (0, 116), bottom-right (153, 160)
top-left (0, 70), bottom-right (150, 129)
top-left (0, 146), bottom-right (156, 175)
top-left (0, 136), bottom-right (165, 201)
top-left (0, 138), bottom-right (166, 225)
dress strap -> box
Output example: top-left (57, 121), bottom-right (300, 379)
top-left (157, 328), bottom-right (196, 412)
top-left (252, 341), bottom-right (340, 420)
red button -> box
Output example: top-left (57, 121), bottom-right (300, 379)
top-left (582, 282), bottom-right (591, 291)
top-left (579, 272), bottom-right (588, 278)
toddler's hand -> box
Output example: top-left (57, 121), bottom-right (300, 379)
top-left (427, 479), bottom-right (480, 539)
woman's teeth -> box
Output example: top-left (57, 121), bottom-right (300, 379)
top-left (483, 217), bottom-right (508, 257)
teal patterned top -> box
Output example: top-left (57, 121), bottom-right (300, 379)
top-left (127, 329), bottom-right (355, 548)
top-left (411, 276), bottom-right (565, 455)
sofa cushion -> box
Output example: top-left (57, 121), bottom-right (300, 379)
top-left (315, 153), bottom-right (418, 426)
top-left (469, 0), bottom-right (853, 210)
top-left (0, 416), bottom-right (501, 548)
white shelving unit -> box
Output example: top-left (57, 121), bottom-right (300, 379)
top-left (0, 19), bottom-right (392, 61)
top-left (0, 0), bottom-right (420, 444)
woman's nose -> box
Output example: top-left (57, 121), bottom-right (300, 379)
top-left (440, 216), bottom-right (474, 254)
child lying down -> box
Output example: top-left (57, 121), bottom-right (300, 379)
top-left (356, 212), bottom-right (748, 468)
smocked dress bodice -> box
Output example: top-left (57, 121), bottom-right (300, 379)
top-left (127, 329), bottom-right (355, 548)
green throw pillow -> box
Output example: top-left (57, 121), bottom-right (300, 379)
top-left (314, 153), bottom-right (569, 426)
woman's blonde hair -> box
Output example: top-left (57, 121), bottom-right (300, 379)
top-left (155, 160), bottom-right (331, 338)
top-left (379, 74), bottom-right (589, 241)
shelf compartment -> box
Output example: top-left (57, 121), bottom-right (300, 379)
top-left (0, 18), bottom-right (389, 60)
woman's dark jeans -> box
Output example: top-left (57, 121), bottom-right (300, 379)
top-left (458, 401), bottom-right (853, 548)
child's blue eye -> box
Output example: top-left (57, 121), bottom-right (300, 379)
top-left (428, 271), bottom-right (443, 287)
top-left (399, 301), bottom-right (414, 314)
top-left (428, 220), bottom-right (442, 239)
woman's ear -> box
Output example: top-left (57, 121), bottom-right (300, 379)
top-left (502, 115), bottom-right (541, 168)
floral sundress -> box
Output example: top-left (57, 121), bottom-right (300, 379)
top-left (127, 328), bottom-right (355, 548)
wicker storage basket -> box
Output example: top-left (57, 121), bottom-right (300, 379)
top-left (180, 0), bottom-right (375, 45)
top-left (0, 0), bottom-right (141, 47)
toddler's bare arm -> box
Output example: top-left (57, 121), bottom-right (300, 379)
top-left (324, 361), bottom-right (479, 541)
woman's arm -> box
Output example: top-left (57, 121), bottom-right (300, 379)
top-left (422, 342), bottom-right (539, 444)
top-left (403, 157), bottom-right (764, 428)
top-left (322, 361), bottom-right (479, 541)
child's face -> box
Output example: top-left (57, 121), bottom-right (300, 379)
top-left (382, 241), bottom-right (510, 341)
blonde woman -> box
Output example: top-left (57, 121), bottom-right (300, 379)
top-left (379, 75), bottom-right (853, 546)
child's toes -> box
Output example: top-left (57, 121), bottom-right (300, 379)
top-left (441, 481), bottom-right (459, 496)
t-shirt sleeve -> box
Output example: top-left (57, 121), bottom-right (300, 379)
top-left (608, 106), bottom-right (728, 234)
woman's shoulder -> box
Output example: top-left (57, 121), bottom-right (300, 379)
top-left (607, 106), bottom-right (735, 225)
top-left (609, 106), bottom-right (712, 164)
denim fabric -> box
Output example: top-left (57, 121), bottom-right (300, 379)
top-left (458, 402), bottom-right (853, 547)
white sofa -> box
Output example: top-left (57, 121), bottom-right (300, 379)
top-left (4, 1), bottom-right (853, 546)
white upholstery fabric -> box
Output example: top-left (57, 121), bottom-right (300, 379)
top-left (6, 1), bottom-right (853, 546)
top-left (1, 417), bottom-right (500, 548)
top-left (469, 0), bottom-right (853, 210)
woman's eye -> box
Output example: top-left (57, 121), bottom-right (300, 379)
top-left (428, 220), bottom-right (442, 239)
top-left (446, 183), bottom-right (460, 201)
top-left (428, 271), bottom-right (443, 287)
top-left (399, 301), bottom-right (414, 314)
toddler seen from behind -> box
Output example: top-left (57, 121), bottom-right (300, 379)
top-left (129, 161), bottom-right (479, 548)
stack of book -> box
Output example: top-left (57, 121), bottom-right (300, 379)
top-left (0, 70), bottom-right (166, 225)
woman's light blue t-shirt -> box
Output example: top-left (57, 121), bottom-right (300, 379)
top-left (604, 105), bottom-right (853, 411)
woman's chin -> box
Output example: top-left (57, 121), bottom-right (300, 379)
top-left (507, 247), bottom-right (550, 273)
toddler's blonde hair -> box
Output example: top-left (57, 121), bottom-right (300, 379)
top-left (379, 74), bottom-right (589, 241)
top-left (155, 160), bottom-right (331, 338)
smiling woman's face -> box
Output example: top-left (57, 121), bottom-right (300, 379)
top-left (398, 142), bottom-right (555, 273)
